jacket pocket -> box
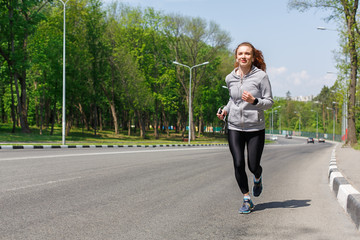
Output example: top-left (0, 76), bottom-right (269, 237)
top-left (243, 110), bottom-right (259, 124)
top-left (228, 105), bottom-right (241, 126)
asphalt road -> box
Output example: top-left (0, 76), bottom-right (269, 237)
top-left (0, 137), bottom-right (359, 240)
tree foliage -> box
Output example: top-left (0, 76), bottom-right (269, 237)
top-left (288, 0), bottom-right (359, 145)
top-left (0, 0), bottom-right (356, 143)
top-left (0, 0), bottom-right (234, 140)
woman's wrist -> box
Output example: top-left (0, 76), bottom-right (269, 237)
top-left (252, 98), bottom-right (258, 105)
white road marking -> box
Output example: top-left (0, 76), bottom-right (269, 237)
top-left (0, 147), bottom-right (228, 162)
top-left (5, 177), bottom-right (82, 192)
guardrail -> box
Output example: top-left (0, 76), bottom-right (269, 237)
top-left (265, 130), bottom-right (342, 142)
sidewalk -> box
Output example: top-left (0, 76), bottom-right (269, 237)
top-left (329, 143), bottom-right (360, 231)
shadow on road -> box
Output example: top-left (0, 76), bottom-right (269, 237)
top-left (254, 199), bottom-right (311, 211)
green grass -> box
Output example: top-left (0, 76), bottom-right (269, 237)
top-left (354, 143), bottom-right (360, 151)
top-left (0, 123), bottom-right (228, 145)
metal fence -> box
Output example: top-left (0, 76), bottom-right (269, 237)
top-left (265, 129), bottom-right (342, 142)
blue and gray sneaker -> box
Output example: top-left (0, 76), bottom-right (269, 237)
top-left (253, 176), bottom-right (263, 197)
top-left (238, 198), bottom-right (255, 214)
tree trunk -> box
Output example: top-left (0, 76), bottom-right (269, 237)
top-left (109, 104), bottom-right (118, 134)
top-left (10, 74), bottom-right (16, 133)
top-left (0, 84), bottom-right (4, 123)
top-left (102, 85), bottom-right (118, 134)
top-left (190, 85), bottom-right (196, 141)
top-left (39, 92), bottom-right (44, 135)
top-left (76, 103), bottom-right (89, 131)
top-left (128, 117), bottom-right (131, 136)
top-left (343, 1), bottom-right (358, 145)
top-left (137, 110), bottom-right (146, 139)
top-left (99, 110), bottom-right (103, 132)
top-left (198, 116), bottom-right (203, 138)
top-left (50, 95), bottom-right (56, 135)
top-left (162, 110), bottom-right (170, 138)
top-left (93, 104), bottom-right (98, 136)
top-left (154, 101), bottom-right (159, 139)
top-left (8, 5), bottom-right (30, 133)
top-left (50, 75), bottom-right (58, 135)
top-left (65, 107), bottom-right (72, 137)
top-left (66, 117), bottom-right (72, 137)
top-left (190, 107), bottom-right (195, 141)
top-left (13, 73), bottom-right (31, 133)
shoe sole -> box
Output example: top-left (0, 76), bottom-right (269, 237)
top-left (239, 210), bottom-right (251, 214)
top-left (239, 205), bottom-right (255, 214)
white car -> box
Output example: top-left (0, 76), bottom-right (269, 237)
top-left (270, 135), bottom-right (278, 141)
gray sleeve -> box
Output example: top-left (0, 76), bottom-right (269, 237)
top-left (222, 77), bottom-right (231, 113)
top-left (256, 75), bottom-right (273, 110)
top-left (222, 97), bottom-right (232, 113)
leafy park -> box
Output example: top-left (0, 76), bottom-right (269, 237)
top-left (0, 0), bottom-right (359, 148)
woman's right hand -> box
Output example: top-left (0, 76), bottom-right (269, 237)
top-left (217, 110), bottom-right (227, 120)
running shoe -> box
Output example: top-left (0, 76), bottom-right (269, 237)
top-left (238, 198), bottom-right (255, 214)
top-left (253, 176), bottom-right (263, 197)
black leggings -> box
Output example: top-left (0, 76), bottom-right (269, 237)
top-left (228, 129), bottom-right (265, 194)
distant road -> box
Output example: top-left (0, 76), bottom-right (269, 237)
top-left (0, 137), bottom-right (359, 239)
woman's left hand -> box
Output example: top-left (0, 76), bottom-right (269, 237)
top-left (242, 90), bottom-right (256, 104)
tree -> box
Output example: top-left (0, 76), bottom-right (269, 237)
top-left (84, 0), bottom-right (107, 136)
top-left (104, 3), bottom-right (156, 138)
top-left (288, 0), bottom-right (358, 145)
top-left (194, 50), bottom-right (233, 136)
top-left (0, 0), bottom-right (50, 133)
top-left (136, 7), bottom-right (177, 139)
top-left (0, 1), bottom-right (236, 141)
top-left (167, 14), bottom-right (231, 140)
top-left (27, 3), bottom-right (63, 135)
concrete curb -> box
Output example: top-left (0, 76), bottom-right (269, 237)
top-left (0, 143), bottom-right (228, 150)
top-left (328, 145), bottom-right (360, 230)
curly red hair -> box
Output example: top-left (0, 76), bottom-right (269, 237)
top-left (234, 42), bottom-right (266, 72)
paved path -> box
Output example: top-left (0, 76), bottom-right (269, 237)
top-left (0, 142), bottom-right (359, 239)
top-left (329, 143), bottom-right (360, 230)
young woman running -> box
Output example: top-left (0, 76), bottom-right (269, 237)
top-left (217, 42), bottom-right (273, 214)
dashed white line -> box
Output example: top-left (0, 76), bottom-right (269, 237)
top-left (5, 177), bottom-right (82, 192)
top-left (0, 147), bottom-right (228, 162)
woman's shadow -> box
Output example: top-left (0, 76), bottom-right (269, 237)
top-left (254, 199), bottom-right (311, 212)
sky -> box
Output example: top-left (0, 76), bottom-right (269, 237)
top-left (102, 0), bottom-right (341, 98)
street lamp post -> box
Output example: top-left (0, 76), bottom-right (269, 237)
top-left (311, 110), bottom-right (318, 138)
top-left (327, 107), bottom-right (335, 141)
top-left (265, 110), bottom-right (271, 133)
top-left (271, 110), bottom-right (273, 135)
top-left (59, 0), bottom-right (69, 145)
top-left (332, 101), bottom-right (338, 141)
top-left (173, 61), bottom-right (209, 144)
top-left (320, 28), bottom-right (349, 142)
top-left (343, 92), bottom-right (348, 142)
top-left (328, 72), bottom-right (348, 142)
top-left (294, 111), bottom-right (301, 136)
top-left (279, 113), bottom-right (281, 134)
top-left (272, 106), bottom-right (280, 134)
top-left (276, 110), bottom-right (281, 134)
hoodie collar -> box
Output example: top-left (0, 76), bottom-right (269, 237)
top-left (232, 65), bottom-right (260, 79)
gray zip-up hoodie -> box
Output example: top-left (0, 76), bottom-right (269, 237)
top-left (223, 66), bottom-right (273, 132)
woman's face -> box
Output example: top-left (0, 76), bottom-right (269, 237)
top-left (236, 45), bottom-right (254, 69)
